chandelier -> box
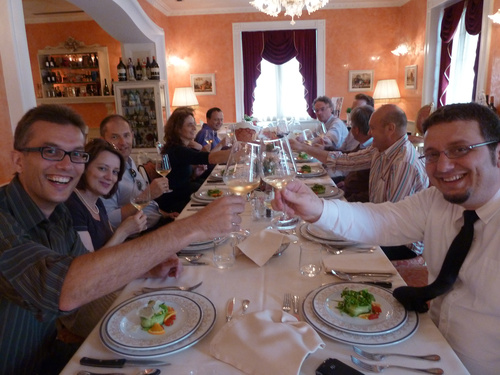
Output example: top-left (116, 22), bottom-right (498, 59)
top-left (250, 0), bottom-right (329, 25)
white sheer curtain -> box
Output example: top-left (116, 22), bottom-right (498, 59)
top-left (252, 58), bottom-right (309, 120)
top-left (446, 8), bottom-right (479, 104)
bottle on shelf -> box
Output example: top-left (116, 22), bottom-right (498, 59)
top-left (103, 79), bottom-right (110, 96)
top-left (93, 53), bottom-right (99, 67)
top-left (117, 57), bottom-right (127, 81)
top-left (127, 58), bottom-right (136, 81)
top-left (141, 59), bottom-right (148, 81)
top-left (50, 57), bottom-right (56, 67)
top-left (135, 58), bottom-right (143, 81)
top-left (44, 56), bottom-right (50, 68)
top-left (150, 56), bottom-right (160, 80)
top-left (490, 96), bottom-right (497, 114)
top-left (146, 57), bottom-right (152, 80)
top-left (478, 90), bottom-right (487, 106)
top-left (111, 79), bottom-right (115, 95)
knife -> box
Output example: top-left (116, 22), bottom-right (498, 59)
top-left (226, 297), bottom-right (235, 322)
top-left (80, 357), bottom-right (170, 368)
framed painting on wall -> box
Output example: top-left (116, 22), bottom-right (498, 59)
top-left (191, 73), bottom-right (216, 95)
top-left (348, 70), bottom-right (374, 92)
top-left (405, 65), bottom-right (417, 89)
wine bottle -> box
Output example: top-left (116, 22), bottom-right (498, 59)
top-left (146, 57), bottom-right (152, 80)
top-left (490, 96), bottom-right (497, 114)
top-left (103, 79), bottom-right (110, 96)
top-left (117, 57), bottom-right (127, 81)
top-left (111, 79), bottom-right (115, 95)
top-left (93, 53), bottom-right (99, 67)
top-left (135, 58), bottom-right (143, 81)
top-left (127, 58), bottom-right (136, 81)
top-left (141, 59), bottom-right (148, 81)
top-left (44, 56), bottom-right (50, 68)
top-left (150, 56), bottom-right (160, 80)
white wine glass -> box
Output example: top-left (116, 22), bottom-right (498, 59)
top-left (223, 141), bottom-right (261, 199)
top-left (130, 179), bottom-right (151, 211)
top-left (259, 137), bottom-right (300, 230)
top-left (155, 154), bottom-right (173, 193)
top-left (276, 118), bottom-right (290, 138)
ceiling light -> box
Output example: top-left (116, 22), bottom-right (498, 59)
top-left (250, 0), bottom-right (329, 25)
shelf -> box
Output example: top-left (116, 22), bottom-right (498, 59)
top-left (36, 96), bottom-right (115, 105)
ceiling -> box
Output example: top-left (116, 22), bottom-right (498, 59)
top-left (23, 0), bottom-right (410, 23)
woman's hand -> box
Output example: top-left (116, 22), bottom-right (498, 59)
top-left (119, 210), bottom-right (147, 237)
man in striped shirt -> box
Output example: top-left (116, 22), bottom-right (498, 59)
top-left (290, 104), bottom-right (428, 259)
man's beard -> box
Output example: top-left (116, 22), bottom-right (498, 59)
top-left (443, 190), bottom-right (471, 205)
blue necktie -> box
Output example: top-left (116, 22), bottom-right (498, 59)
top-left (393, 210), bottom-right (479, 312)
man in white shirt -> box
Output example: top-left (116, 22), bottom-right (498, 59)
top-left (273, 102), bottom-right (500, 375)
top-left (312, 96), bottom-right (348, 150)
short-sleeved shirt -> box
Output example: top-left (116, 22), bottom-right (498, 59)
top-left (65, 192), bottom-right (114, 250)
top-left (0, 176), bottom-right (87, 375)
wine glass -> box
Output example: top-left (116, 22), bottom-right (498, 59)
top-left (223, 141), bottom-right (261, 199)
top-left (155, 154), bottom-right (173, 193)
top-left (259, 137), bottom-right (300, 230)
top-left (204, 130), bottom-right (215, 149)
top-left (130, 179), bottom-right (151, 211)
top-left (276, 118), bottom-right (290, 138)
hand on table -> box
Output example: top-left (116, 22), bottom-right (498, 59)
top-left (142, 256), bottom-right (183, 279)
top-left (272, 180), bottom-right (324, 223)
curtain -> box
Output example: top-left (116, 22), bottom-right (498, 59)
top-left (242, 29), bottom-right (317, 117)
top-left (464, 0), bottom-right (483, 102)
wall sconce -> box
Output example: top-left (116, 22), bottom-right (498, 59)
top-left (373, 79), bottom-right (401, 103)
top-left (171, 87), bottom-right (199, 107)
top-left (391, 43), bottom-right (409, 56)
top-left (488, 9), bottom-right (500, 24)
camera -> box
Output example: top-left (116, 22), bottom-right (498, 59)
top-left (316, 358), bottom-right (364, 375)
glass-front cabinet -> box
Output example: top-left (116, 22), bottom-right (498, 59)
top-left (113, 80), bottom-right (168, 152)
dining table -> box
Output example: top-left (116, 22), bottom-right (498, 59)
top-left (61, 163), bottom-right (470, 375)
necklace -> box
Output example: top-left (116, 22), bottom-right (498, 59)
top-left (74, 188), bottom-right (100, 216)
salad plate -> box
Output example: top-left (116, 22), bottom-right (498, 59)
top-left (193, 188), bottom-right (230, 201)
top-left (293, 152), bottom-right (315, 163)
top-left (103, 293), bottom-right (203, 351)
top-left (303, 288), bottom-right (419, 346)
top-left (100, 291), bottom-right (216, 358)
top-left (308, 184), bottom-right (345, 199)
top-left (296, 165), bottom-right (326, 178)
top-left (299, 223), bottom-right (359, 248)
top-left (312, 283), bottom-right (407, 335)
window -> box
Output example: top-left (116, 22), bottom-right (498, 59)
top-left (446, 8), bottom-right (479, 104)
top-left (252, 58), bottom-right (309, 120)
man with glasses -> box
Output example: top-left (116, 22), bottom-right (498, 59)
top-left (312, 96), bottom-right (349, 150)
top-left (0, 105), bottom-right (246, 374)
top-left (273, 103), bottom-right (500, 375)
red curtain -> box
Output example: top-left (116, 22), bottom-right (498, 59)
top-left (242, 29), bottom-right (317, 117)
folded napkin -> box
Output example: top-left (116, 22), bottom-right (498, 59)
top-left (238, 229), bottom-right (295, 267)
top-left (210, 309), bottom-right (324, 375)
top-left (323, 251), bottom-right (396, 274)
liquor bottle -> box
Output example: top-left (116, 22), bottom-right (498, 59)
top-left (150, 56), bottom-right (160, 80)
top-left (146, 57), bottom-right (152, 80)
top-left (117, 57), bottom-right (127, 81)
top-left (103, 79), bottom-right (110, 96)
top-left (127, 58), bottom-right (136, 81)
top-left (111, 79), bottom-right (115, 95)
top-left (141, 59), bottom-right (148, 81)
top-left (490, 96), bottom-right (497, 114)
top-left (135, 58), bottom-right (143, 81)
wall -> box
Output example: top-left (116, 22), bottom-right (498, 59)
top-left (487, 0), bottom-right (500, 111)
top-left (0, 55), bottom-right (15, 182)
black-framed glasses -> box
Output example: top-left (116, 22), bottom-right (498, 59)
top-left (419, 140), bottom-right (499, 163)
top-left (18, 146), bottom-right (89, 164)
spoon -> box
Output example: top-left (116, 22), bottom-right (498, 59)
top-left (241, 299), bottom-right (250, 314)
top-left (78, 370), bottom-right (160, 375)
top-left (324, 245), bottom-right (375, 255)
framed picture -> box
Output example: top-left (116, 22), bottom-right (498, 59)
top-left (191, 73), bottom-right (216, 95)
top-left (405, 65), bottom-right (417, 89)
top-left (348, 70), bottom-right (374, 92)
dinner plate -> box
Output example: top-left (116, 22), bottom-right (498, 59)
top-left (100, 291), bottom-right (216, 358)
top-left (299, 223), bottom-right (359, 248)
top-left (312, 283), bottom-right (407, 335)
top-left (103, 293), bottom-right (203, 351)
top-left (293, 152), bottom-right (315, 163)
top-left (308, 184), bottom-right (345, 199)
top-left (296, 165), bottom-right (327, 178)
top-left (303, 288), bottom-right (419, 346)
top-left (307, 224), bottom-right (350, 242)
top-left (193, 188), bottom-right (230, 201)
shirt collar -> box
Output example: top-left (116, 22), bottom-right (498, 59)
top-left (380, 134), bottom-right (408, 157)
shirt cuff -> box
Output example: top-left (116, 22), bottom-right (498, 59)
top-left (314, 198), bottom-right (339, 229)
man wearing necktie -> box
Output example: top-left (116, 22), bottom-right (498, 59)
top-left (273, 103), bottom-right (500, 375)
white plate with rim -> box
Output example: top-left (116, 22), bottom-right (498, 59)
top-left (302, 287), bottom-right (419, 346)
top-left (296, 165), bottom-right (326, 178)
top-left (312, 283), bottom-right (407, 335)
top-left (100, 291), bottom-right (216, 358)
top-left (307, 184), bottom-right (345, 199)
top-left (293, 152), bottom-right (315, 163)
top-left (103, 293), bottom-right (203, 351)
top-left (299, 223), bottom-right (359, 248)
top-left (193, 188), bottom-right (230, 201)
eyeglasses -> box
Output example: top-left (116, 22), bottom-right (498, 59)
top-left (313, 106), bottom-right (330, 114)
top-left (419, 140), bottom-right (499, 163)
top-left (18, 146), bottom-right (89, 164)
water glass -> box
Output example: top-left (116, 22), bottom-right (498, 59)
top-left (299, 242), bottom-right (323, 277)
top-left (213, 234), bottom-right (239, 269)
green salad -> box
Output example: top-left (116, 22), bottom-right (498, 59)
top-left (336, 288), bottom-right (379, 318)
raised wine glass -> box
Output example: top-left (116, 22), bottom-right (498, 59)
top-left (223, 141), bottom-right (261, 199)
top-left (130, 179), bottom-right (151, 211)
top-left (276, 118), bottom-right (290, 138)
top-left (259, 137), bottom-right (300, 230)
top-left (155, 154), bottom-right (173, 193)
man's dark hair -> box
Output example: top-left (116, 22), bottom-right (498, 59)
top-left (77, 139), bottom-right (125, 198)
top-left (354, 93), bottom-right (375, 107)
top-left (351, 105), bottom-right (375, 135)
top-left (14, 104), bottom-right (87, 150)
top-left (423, 102), bottom-right (500, 155)
top-left (206, 107), bottom-right (222, 120)
top-left (313, 96), bottom-right (333, 109)
top-left (99, 114), bottom-right (130, 137)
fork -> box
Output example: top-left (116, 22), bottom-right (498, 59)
top-left (137, 281), bottom-right (203, 295)
top-left (353, 346), bottom-right (441, 361)
top-left (351, 356), bottom-right (444, 374)
top-left (282, 293), bottom-right (292, 313)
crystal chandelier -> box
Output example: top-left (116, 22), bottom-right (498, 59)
top-left (250, 0), bottom-right (329, 25)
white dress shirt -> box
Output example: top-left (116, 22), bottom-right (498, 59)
top-left (315, 186), bottom-right (500, 375)
top-left (322, 115), bottom-right (348, 150)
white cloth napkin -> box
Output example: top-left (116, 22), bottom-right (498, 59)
top-left (210, 309), bottom-right (325, 375)
top-left (323, 251), bottom-right (396, 274)
top-left (238, 229), bottom-right (295, 267)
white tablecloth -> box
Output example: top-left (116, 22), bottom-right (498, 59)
top-left (61, 171), bottom-right (469, 375)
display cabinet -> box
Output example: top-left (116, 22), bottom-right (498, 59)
top-left (36, 39), bottom-right (111, 104)
top-left (113, 80), bottom-right (168, 151)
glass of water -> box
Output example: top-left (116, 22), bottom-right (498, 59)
top-left (299, 242), bottom-right (323, 277)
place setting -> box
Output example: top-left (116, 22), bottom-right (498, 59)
top-left (296, 164), bottom-right (327, 178)
top-left (306, 183), bottom-right (345, 199)
top-left (298, 222), bottom-right (362, 249)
